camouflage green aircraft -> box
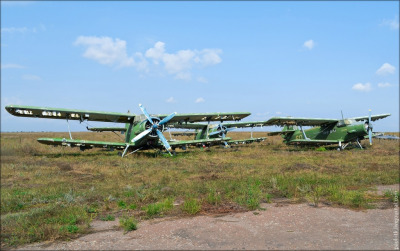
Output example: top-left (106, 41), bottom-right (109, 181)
top-left (168, 121), bottom-right (269, 147)
top-left (266, 111), bottom-right (390, 150)
top-left (5, 104), bottom-right (251, 157)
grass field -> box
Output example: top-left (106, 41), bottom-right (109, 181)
top-left (1, 131), bottom-right (399, 247)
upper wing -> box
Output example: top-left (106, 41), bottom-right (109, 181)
top-left (169, 120), bottom-right (267, 130)
top-left (87, 127), bottom-right (127, 132)
top-left (265, 117), bottom-right (338, 126)
top-left (168, 123), bottom-right (207, 130)
top-left (351, 114), bottom-right (391, 122)
top-left (5, 105), bottom-right (135, 123)
top-left (159, 112), bottom-right (251, 124)
top-left (223, 121), bottom-right (270, 128)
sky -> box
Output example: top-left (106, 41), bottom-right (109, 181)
top-left (1, 1), bottom-right (399, 132)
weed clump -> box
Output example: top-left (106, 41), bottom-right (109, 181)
top-left (119, 215), bottom-right (137, 232)
top-left (183, 198), bottom-right (201, 215)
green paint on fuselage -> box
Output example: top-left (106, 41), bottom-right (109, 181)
top-left (283, 123), bottom-right (368, 144)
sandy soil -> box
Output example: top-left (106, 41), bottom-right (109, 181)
top-left (18, 199), bottom-right (399, 250)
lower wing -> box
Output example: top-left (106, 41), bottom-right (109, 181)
top-left (37, 138), bottom-right (128, 150)
top-left (169, 137), bottom-right (231, 148)
top-left (288, 139), bottom-right (339, 145)
top-left (228, 137), bottom-right (267, 144)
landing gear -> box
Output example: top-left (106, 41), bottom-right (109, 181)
top-left (337, 141), bottom-right (349, 151)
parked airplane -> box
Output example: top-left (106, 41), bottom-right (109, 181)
top-left (266, 110), bottom-right (390, 150)
top-left (5, 104), bottom-right (251, 157)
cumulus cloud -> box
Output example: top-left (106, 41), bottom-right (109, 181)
top-left (376, 63), bottom-right (395, 75)
top-left (378, 82), bottom-right (393, 88)
top-left (195, 97), bottom-right (205, 103)
top-left (352, 82), bottom-right (371, 92)
top-left (303, 39), bottom-right (315, 50)
top-left (75, 37), bottom-right (222, 80)
top-left (1, 63), bottom-right (24, 69)
top-left (381, 17), bottom-right (399, 30)
top-left (22, 74), bottom-right (41, 81)
top-left (145, 41), bottom-right (222, 80)
top-left (74, 36), bottom-right (135, 67)
top-left (166, 97), bottom-right (177, 103)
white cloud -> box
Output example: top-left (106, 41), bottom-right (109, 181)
top-left (1, 27), bottom-right (29, 33)
top-left (175, 72), bottom-right (191, 80)
top-left (376, 63), bottom-right (395, 75)
top-left (197, 77), bottom-right (208, 83)
top-left (166, 97), bottom-right (177, 103)
top-left (352, 82), bottom-right (371, 92)
top-left (303, 39), bottom-right (315, 50)
top-left (195, 97), bottom-right (205, 103)
top-left (74, 36), bottom-right (136, 67)
top-left (1, 25), bottom-right (45, 34)
top-left (145, 41), bottom-right (222, 79)
top-left (75, 37), bottom-right (222, 80)
top-left (381, 17), bottom-right (399, 30)
top-left (378, 82), bottom-right (393, 88)
top-left (22, 74), bottom-right (41, 81)
top-left (276, 111), bottom-right (282, 115)
top-left (1, 63), bottom-right (25, 69)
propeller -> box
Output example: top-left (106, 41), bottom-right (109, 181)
top-left (131, 104), bottom-right (177, 155)
top-left (368, 109), bottom-right (373, 145)
top-left (208, 124), bottom-right (235, 139)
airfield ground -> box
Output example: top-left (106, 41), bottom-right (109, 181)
top-left (1, 131), bottom-right (399, 249)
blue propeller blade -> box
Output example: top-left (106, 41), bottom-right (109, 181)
top-left (156, 129), bottom-right (172, 153)
top-left (208, 130), bottom-right (221, 136)
top-left (139, 104), bottom-right (153, 124)
top-left (159, 112), bottom-right (177, 126)
top-left (131, 128), bottom-right (152, 142)
top-left (226, 127), bottom-right (236, 132)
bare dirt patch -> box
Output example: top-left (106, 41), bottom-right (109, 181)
top-left (18, 201), bottom-right (397, 250)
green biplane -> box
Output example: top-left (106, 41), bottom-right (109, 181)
top-left (168, 121), bottom-right (269, 147)
top-left (266, 110), bottom-right (390, 150)
top-left (5, 104), bottom-right (250, 157)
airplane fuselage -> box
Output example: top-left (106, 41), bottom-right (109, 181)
top-left (283, 123), bottom-right (368, 145)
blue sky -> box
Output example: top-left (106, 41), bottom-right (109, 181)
top-left (1, 1), bottom-right (399, 132)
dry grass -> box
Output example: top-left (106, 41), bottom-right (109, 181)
top-left (1, 131), bottom-right (399, 247)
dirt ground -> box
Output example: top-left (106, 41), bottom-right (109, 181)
top-left (18, 184), bottom-right (399, 250)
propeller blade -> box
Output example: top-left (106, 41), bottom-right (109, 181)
top-left (131, 128), bottom-right (152, 142)
top-left (226, 127), bottom-right (236, 132)
top-left (368, 109), bottom-right (372, 145)
top-left (139, 104), bottom-right (154, 124)
top-left (159, 112), bottom-right (177, 126)
top-left (208, 131), bottom-right (221, 136)
top-left (221, 132), bottom-right (226, 139)
top-left (156, 129), bottom-right (172, 153)
top-left (369, 129), bottom-right (372, 145)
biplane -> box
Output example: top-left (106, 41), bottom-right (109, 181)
top-left (167, 121), bottom-right (269, 147)
top-left (5, 104), bottom-right (251, 157)
top-left (266, 110), bottom-right (390, 150)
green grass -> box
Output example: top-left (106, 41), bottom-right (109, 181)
top-left (1, 131), bottom-right (399, 247)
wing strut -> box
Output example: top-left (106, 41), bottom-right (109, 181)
top-left (66, 118), bottom-right (73, 140)
top-left (206, 121), bottom-right (210, 139)
top-left (300, 125), bottom-right (310, 141)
